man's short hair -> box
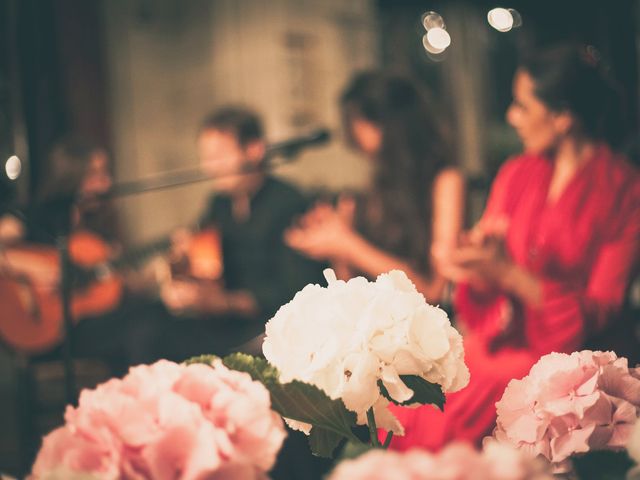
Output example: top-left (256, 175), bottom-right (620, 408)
top-left (200, 107), bottom-right (264, 147)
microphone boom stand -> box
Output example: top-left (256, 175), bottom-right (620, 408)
top-left (56, 140), bottom-right (326, 404)
top-left (58, 236), bottom-right (76, 404)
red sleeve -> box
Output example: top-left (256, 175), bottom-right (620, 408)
top-left (481, 157), bottom-right (525, 221)
top-left (525, 178), bottom-right (640, 354)
top-left (454, 157), bottom-right (525, 336)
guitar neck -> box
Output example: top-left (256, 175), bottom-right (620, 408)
top-left (74, 236), bottom-right (172, 284)
top-left (112, 237), bottom-right (172, 270)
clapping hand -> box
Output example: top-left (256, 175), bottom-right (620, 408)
top-left (285, 197), bottom-right (357, 261)
top-left (436, 216), bottom-right (512, 290)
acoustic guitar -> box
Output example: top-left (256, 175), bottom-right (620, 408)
top-left (0, 228), bottom-right (222, 354)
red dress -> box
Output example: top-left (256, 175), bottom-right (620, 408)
top-left (384, 145), bottom-right (640, 450)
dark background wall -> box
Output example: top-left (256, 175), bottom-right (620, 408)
top-left (378, 0), bottom-right (639, 173)
top-left (1, 0), bottom-right (638, 203)
top-left (1, 0), bottom-right (109, 199)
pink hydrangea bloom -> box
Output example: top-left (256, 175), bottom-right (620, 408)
top-left (31, 360), bottom-right (286, 480)
top-left (494, 350), bottom-right (640, 464)
top-left (327, 441), bottom-right (553, 480)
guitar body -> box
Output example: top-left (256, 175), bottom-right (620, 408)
top-left (179, 228), bottom-right (223, 281)
top-left (0, 227), bottom-right (222, 353)
top-left (0, 231), bottom-right (123, 353)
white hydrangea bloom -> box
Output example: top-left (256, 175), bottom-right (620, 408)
top-left (262, 269), bottom-right (469, 435)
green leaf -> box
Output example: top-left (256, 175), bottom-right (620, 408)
top-left (183, 354), bottom-right (220, 366)
top-left (222, 353), bottom-right (361, 447)
top-left (308, 427), bottom-right (345, 458)
top-left (378, 375), bottom-right (445, 411)
top-left (339, 440), bottom-right (374, 460)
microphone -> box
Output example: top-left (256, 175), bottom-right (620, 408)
top-left (265, 128), bottom-right (331, 159)
top-left (102, 128), bottom-right (333, 198)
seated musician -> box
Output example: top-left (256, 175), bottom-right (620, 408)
top-left (0, 138), bottom-right (156, 372)
top-left (0, 138), bottom-right (117, 307)
top-left (159, 106), bottom-right (326, 359)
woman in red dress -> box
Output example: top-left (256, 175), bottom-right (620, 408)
top-left (385, 44), bottom-right (640, 450)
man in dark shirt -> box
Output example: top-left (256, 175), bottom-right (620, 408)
top-left (160, 107), bottom-right (325, 359)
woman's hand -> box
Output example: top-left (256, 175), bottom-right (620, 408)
top-left (436, 216), bottom-right (513, 291)
top-left (285, 198), bottom-right (358, 261)
top-left (0, 214), bottom-right (25, 244)
top-left (439, 215), bottom-right (543, 307)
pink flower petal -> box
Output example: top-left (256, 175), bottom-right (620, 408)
top-left (550, 424), bottom-right (595, 462)
top-left (31, 360), bottom-right (286, 479)
top-left (494, 350), bottom-right (640, 463)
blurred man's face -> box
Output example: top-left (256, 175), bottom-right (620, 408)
top-left (198, 129), bottom-right (254, 193)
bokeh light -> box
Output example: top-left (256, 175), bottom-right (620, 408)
top-left (426, 28), bottom-right (451, 51)
top-left (487, 8), bottom-right (522, 32)
top-left (5, 155), bottom-right (22, 180)
top-left (422, 11), bottom-right (445, 31)
top-left (421, 11), bottom-right (451, 56)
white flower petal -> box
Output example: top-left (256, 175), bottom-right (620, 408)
top-left (373, 397), bottom-right (405, 436)
top-left (284, 418), bottom-right (312, 435)
top-left (380, 365), bottom-right (414, 404)
top-left (262, 270), bottom-right (468, 425)
top-left (342, 352), bottom-right (381, 414)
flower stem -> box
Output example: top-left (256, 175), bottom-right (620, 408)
top-left (366, 408), bottom-right (380, 447)
top-left (382, 431), bottom-right (394, 449)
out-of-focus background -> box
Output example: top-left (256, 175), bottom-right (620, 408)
top-left (1, 0), bottom-right (637, 243)
top-left (0, 0), bottom-right (638, 475)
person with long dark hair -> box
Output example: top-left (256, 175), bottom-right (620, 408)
top-left (286, 71), bottom-right (465, 303)
top-left (0, 138), bottom-right (118, 292)
top-left (384, 44), bottom-right (640, 450)
top-left (0, 138), bottom-right (161, 373)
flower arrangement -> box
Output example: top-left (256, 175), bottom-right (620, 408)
top-left (261, 269), bottom-right (469, 453)
top-left (31, 360), bottom-right (286, 480)
top-left (494, 350), bottom-right (640, 470)
top-left (28, 267), bottom-right (640, 479)
top-left (327, 441), bottom-right (553, 480)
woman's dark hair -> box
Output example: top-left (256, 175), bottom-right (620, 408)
top-left (340, 71), bottom-right (452, 274)
top-left (38, 137), bottom-right (105, 202)
top-left (200, 106), bottom-right (264, 147)
top-left (33, 136), bottom-right (117, 241)
top-left (520, 44), bottom-right (626, 147)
